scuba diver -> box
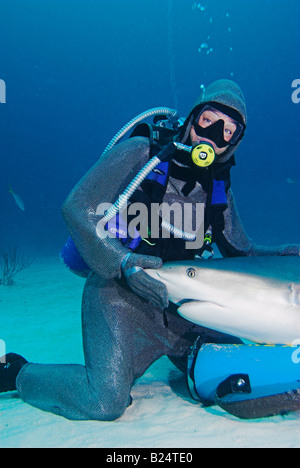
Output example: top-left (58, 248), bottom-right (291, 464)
top-left (1, 79), bottom-right (299, 420)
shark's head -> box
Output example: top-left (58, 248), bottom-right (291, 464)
top-left (145, 257), bottom-right (300, 346)
top-left (146, 261), bottom-right (215, 304)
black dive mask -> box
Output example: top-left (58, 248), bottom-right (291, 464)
top-left (193, 105), bottom-right (245, 149)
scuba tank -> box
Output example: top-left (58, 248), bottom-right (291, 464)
top-left (187, 342), bottom-right (300, 419)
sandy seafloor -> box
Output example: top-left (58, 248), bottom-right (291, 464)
top-left (0, 258), bottom-right (299, 448)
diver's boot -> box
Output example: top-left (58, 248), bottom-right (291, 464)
top-left (0, 353), bottom-right (28, 392)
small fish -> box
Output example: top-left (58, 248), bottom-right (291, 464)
top-left (9, 186), bottom-right (25, 211)
top-left (287, 177), bottom-right (295, 184)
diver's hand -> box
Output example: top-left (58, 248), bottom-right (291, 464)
top-left (121, 253), bottom-right (169, 310)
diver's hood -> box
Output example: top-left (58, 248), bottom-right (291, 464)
top-left (177, 79), bottom-right (247, 164)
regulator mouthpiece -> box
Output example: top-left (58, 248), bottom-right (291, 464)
top-left (191, 142), bottom-right (215, 168)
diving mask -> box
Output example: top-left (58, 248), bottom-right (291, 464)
top-left (193, 104), bottom-right (245, 148)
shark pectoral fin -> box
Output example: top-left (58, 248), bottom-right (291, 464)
top-left (177, 301), bottom-right (223, 327)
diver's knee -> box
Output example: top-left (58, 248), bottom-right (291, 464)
top-left (88, 402), bottom-right (127, 422)
top-left (84, 389), bottom-right (130, 421)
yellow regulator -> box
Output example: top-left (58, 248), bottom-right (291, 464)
top-left (191, 142), bottom-right (215, 168)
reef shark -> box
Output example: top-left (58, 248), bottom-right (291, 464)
top-left (146, 256), bottom-right (300, 345)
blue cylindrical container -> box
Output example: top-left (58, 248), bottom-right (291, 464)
top-left (191, 343), bottom-right (300, 405)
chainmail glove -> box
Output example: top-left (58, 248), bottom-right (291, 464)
top-left (121, 253), bottom-right (169, 310)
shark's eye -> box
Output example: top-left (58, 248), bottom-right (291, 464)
top-left (186, 268), bottom-right (196, 278)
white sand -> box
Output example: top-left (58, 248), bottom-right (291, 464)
top-left (0, 258), bottom-right (299, 448)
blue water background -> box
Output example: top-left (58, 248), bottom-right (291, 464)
top-left (0, 0), bottom-right (299, 256)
